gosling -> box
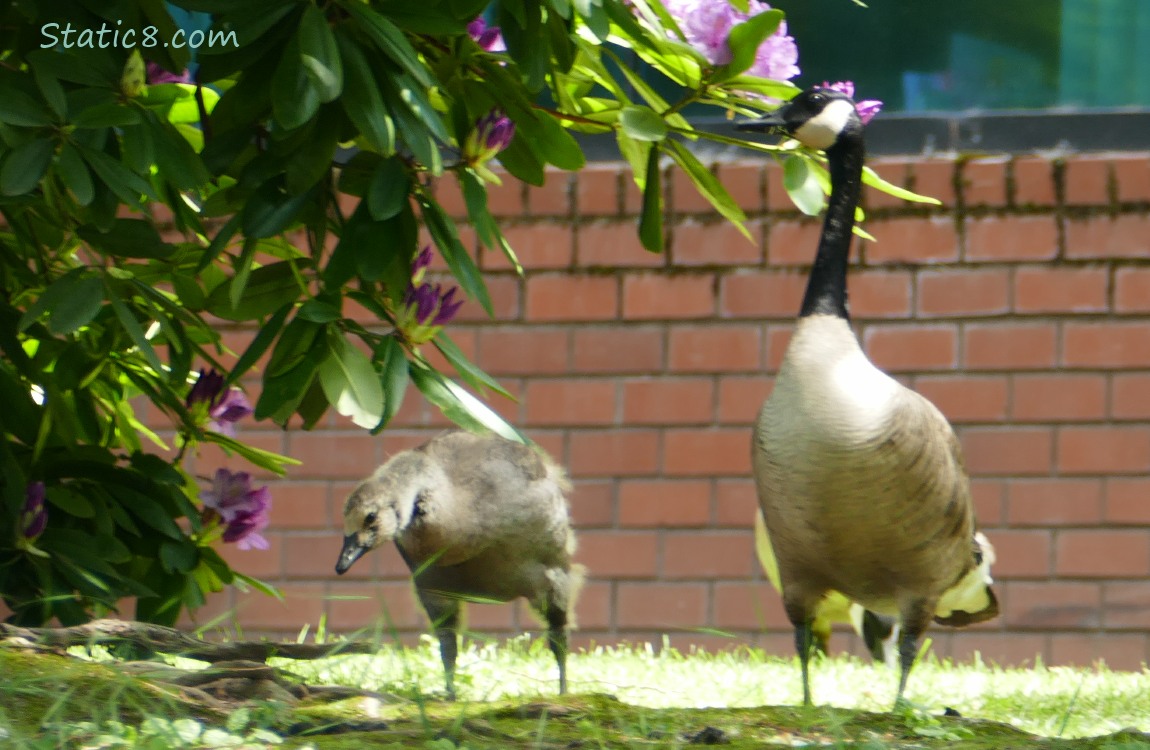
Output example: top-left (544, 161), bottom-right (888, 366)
top-left (335, 430), bottom-right (584, 699)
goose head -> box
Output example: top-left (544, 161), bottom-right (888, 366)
top-left (335, 452), bottom-right (440, 574)
top-left (738, 86), bottom-right (863, 152)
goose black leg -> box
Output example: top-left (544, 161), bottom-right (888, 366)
top-left (894, 599), bottom-right (933, 708)
top-left (419, 591), bottom-right (461, 700)
top-left (544, 600), bottom-right (570, 694)
top-left (795, 621), bottom-right (815, 706)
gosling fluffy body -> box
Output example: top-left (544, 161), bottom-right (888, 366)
top-left (335, 430), bottom-right (584, 698)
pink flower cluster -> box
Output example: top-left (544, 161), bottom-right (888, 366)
top-left (664, 0), bottom-right (799, 81)
top-left (186, 369), bottom-right (253, 437)
top-left (201, 468), bottom-right (271, 551)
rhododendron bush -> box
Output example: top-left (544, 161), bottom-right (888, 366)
top-left (0, 0), bottom-right (927, 627)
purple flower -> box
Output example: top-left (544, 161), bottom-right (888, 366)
top-left (186, 368), bottom-right (253, 436)
top-left (467, 17), bottom-right (506, 52)
top-left (201, 468), bottom-right (271, 551)
top-left (146, 61), bottom-right (191, 85)
top-left (463, 109), bottom-right (516, 165)
top-left (21, 482), bottom-right (47, 540)
top-left (818, 80), bottom-right (883, 125)
top-left (664, 0), bottom-right (799, 82)
top-left (394, 248), bottom-right (465, 344)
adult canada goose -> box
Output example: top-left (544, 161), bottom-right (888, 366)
top-left (335, 430), bottom-right (584, 698)
top-left (738, 86), bottom-right (998, 707)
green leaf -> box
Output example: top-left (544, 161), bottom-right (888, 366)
top-left (783, 154), bottom-right (826, 216)
top-left (45, 273), bottom-right (105, 335)
top-left (710, 9), bottom-right (784, 84)
top-left (862, 165), bottom-right (942, 205)
top-left (519, 110), bottom-right (586, 170)
top-left (318, 331), bottom-right (385, 429)
top-left (78, 219), bottom-right (172, 259)
top-left (272, 37), bottom-right (320, 130)
top-left (46, 486), bottom-right (95, 518)
top-left (230, 303), bottom-right (293, 383)
top-left (203, 432), bottom-right (300, 475)
top-left (410, 364), bottom-right (525, 443)
top-left (1, 138), bottom-right (55, 196)
top-left (298, 4), bottom-right (342, 102)
top-left (72, 101), bottom-right (142, 129)
top-left (343, 3), bottom-right (433, 89)
top-left (107, 292), bottom-right (163, 372)
top-left (337, 34), bottom-right (395, 154)
top-left (205, 261), bottom-right (307, 322)
top-left (367, 156), bottom-right (410, 221)
top-left (376, 336), bottom-right (409, 428)
top-left (420, 197), bottom-right (492, 315)
top-left (56, 142), bottom-right (94, 205)
top-left (159, 541), bottom-right (198, 574)
top-left (241, 181), bottom-right (315, 238)
top-left (80, 146), bottom-right (157, 204)
top-left (229, 239), bottom-right (258, 311)
top-left (665, 140), bottom-right (751, 238)
top-left (639, 145), bottom-right (664, 252)
top-left (0, 90), bottom-right (54, 126)
top-left (619, 105), bottom-right (668, 142)
top-left (434, 333), bottom-right (512, 399)
top-left (296, 299), bottom-right (342, 323)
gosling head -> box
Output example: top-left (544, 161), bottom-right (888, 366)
top-left (737, 85), bottom-right (862, 152)
top-left (334, 452), bottom-right (436, 575)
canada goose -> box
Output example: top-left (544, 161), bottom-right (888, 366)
top-left (335, 430), bottom-right (584, 698)
top-left (738, 86), bottom-right (998, 707)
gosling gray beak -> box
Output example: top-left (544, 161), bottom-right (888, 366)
top-left (736, 109), bottom-right (788, 133)
top-left (335, 535), bottom-right (367, 575)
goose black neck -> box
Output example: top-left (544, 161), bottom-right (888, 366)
top-left (798, 135), bottom-right (865, 320)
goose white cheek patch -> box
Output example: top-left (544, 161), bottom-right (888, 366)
top-left (793, 99), bottom-right (856, 150)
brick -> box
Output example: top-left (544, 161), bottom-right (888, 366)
top-left (663, 532), bottom-right (754, 579)
top-left (713, 582), bottom-right (789, 629)
top-left (1112, 155), bottom-right (1150, 202)
top-left (569, 480), bottom-right (614, 527)
top-left (1010, 374), bottom-right (1106, 421)
top-left (576, 166), bottom-right (621, 216)
top-left (622, 377), bottom-right (714, 425)
top-left (524, 379), bottom-right (617, 426)
top-left (327, 582), bottom-right (427, 631)
top-left (485, 223), bottom-right (573, 270)
top-left (863, 158), bottom-right (911, 209)
top-left (572, 327), bottom-right (664, 373)
top-left (983, 529), bottom-right (1050, 578)
top-left (1004, 582), bottom-right (1102, 629)
top-left (217, 533), bottom-right (283, 580)
top-left (663, 428), bottom-right (751, 475)
top-left (269, 482), bottom-right (330, 529)
top-left (965, 216), bottom-right (1059, 261)
top-left (717, 376), bottom-right (772, 424)
top-left (527, 170), bottom-right (572, 216)
top-left (766, 219), bottom-right (823, 266)
top-left (765, 324), bottom-right (794, 370)
top-left (961, 158), bottom-right (1009, 206)
top-left (764, 162), bottom-right (794, 212)
top-left (1013, 267), bottom-right (1108, 313)
top-left (1056, 530), bottom-right (1150, 577)
top-left (910, 159), bottom-right (957, 208)
top-left (285, 432), bottom-right (379, 480)
top-left (720, 269), bottom-right (805, 319)
top-left (971, 479), bottom-right (1006, 525)
top-left (466, 601), bottom-right (518, 631)
top-left (863, 216), bottom-right (959, 264)
top-left (483, 175), bottom-right (525, 217)
top-left (525, 275), bottom-right (618, 321)
top-left (716, 162), bottom-right (764, 212)
top-left (960, 427), bottom-right (1053, 476)
top-left (863, 324), bottom-right (957, 372)
top-left (964, 323), bottom-right (1057, 370)
top-left (420, 328), bottom-right (477, 374)
top-left (618, 480), bottom-right (711, 527)
top-left (917, 268), bottom-right (1009, 317)
top-left (1063, 322), bottom-right (1150, 368)
top-left (1065, 215), bottom-right (1150, 259)
top-left (616, 583), bottom-right (708, 629)
top-left (433, 175), bottom-right (467, 218)
top-left (671, 160), bottom-right (718, 214)
top-left (946, 633), bottom-right (1047, 668)
top-left (1012, 157), bottom-right (1057, 206)
top-left (1114, 267), bottom-right (1150, 313)
top-left (571, 581), bottom-right (612, 629)
top-left (569, 429), bottom-right (659, 476)
top-left (237, 584), bottom-right (326, 631)
top-left (1103, 582), bottom-right (1150, 630)
top-left (1112, 374), bottom-right (1150, 419)
top-left (849, 270), bottom-right (913, 319)
top-left (1006, 479), bottom-right (1102, 526)
top-left (575, 531), bottom-right (658, 577)
top-left (715, 479), bottom-right (758, 527)
top-left (914, 375), bottom-right (1008, 422)
top-left (477, 328), bottom-right (569, 376)
top-left (671, 218), bottom-right (763, 266)
top-left (623, 272), bottom-right (716, 319)
top-left (577, 221), bottom-right (664, 268)
top-left (1050, 633), bottom-right (1149, 670)
top-left (452, 275), bottom-right (521, 322)
top-left (1058, 426), bottom-right (1150, 474)
top-left (1063, 156), bottom-right (1110, 206)
top-left (1105, 478), bottom-right (1150, 524)
top-left (668, 324), bottom-right (762, 373)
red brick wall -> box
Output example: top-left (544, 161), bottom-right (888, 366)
top-left (172, 152), bottom-right (1150, 669)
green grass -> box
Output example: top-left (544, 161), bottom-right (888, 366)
top-left (282, 634), bottom-right (1150, 740)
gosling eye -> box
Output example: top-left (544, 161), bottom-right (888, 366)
top-left (363, 511), bottom-right (377, 527)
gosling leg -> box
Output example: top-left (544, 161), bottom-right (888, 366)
top-left (419, 591), bottom-right (462, 700)
top-left (544, 600), bottom-right (569, 694)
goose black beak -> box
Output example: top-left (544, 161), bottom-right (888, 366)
top-left (335, 535), bottom-right (367, 575)
top-left (736, 110), bottom-right (788, 133)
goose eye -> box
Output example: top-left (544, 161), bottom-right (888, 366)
top-left (364, 512), bottom-right (377, 526)
top-left (809, 92), bottom-right (825, 105)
